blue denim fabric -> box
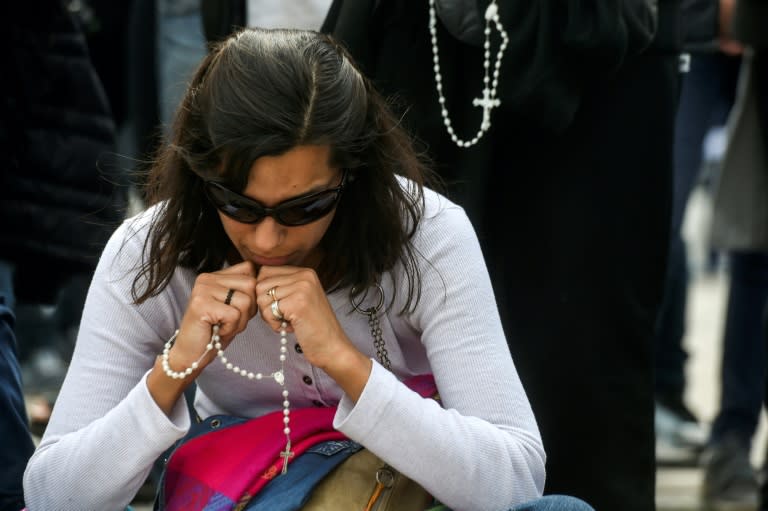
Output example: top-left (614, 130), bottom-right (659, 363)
top-left (0, 261), bottom-right (35, 511)
top-left (156, 0), bottom-right (206, 126)
top-left (509, 494), bottom-right (595, 511)
top-left (245, 439), bottom-right (362, 510)
top-left (654, 53), bottom-right (741, 398)
top-left (429, 494), bottom-right (594, 511)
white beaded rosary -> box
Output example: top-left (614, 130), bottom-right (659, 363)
top-left (161, 287), bottom-right (293, 474)
top-left (428, 0), bottom-right (509, 148)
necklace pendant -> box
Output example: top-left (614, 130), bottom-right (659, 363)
top-left (273, 370), bottom-right (285, 386)
top-left (279, 441), bottom-right (294, 474)
top-left (472, 89), bottom-right (501, 111)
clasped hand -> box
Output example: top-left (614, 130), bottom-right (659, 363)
top-left (170, 261), bottom-right (370, 386)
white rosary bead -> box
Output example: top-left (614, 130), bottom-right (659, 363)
top-left (161, 329), bottom-right (212, 380)
top-left (429, 0), bottom-right (507, 148)
top-left (162, 318), bottom-right (294, 471)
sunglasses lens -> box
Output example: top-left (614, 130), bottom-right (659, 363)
top-left (278, 192), bottom-right (341, 226)
top-left (206, 184), bottom-right (265, 223)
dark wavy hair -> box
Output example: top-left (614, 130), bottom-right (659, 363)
top-left (133, 28), bottom-right (431, 312)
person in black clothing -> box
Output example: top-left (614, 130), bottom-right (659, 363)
top-left (715, 3), bottom-right (768, 511)
top-left (323, 2), bottom-right (680, 510)
top-left (0, 1), bottom-right (126, 508)
top-left (653, 0), bottom-right (742, 466)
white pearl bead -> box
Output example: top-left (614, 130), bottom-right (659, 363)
top-left (284, 427), bottom-right (291, 435)
top-left (485, 2), bottom-right (498, 20)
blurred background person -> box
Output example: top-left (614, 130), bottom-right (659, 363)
top-left (654, 0), bottom-right (742, 467)
top-left (1, 0), bottom-right (127, 480)
top-left (702, 1), bottom-right (768, 509)
top-left (0, 276), bottom-right (32, 511)
top-left (201, 0), bottom-right (332, 41)
top-left (9, 0), bottom-right (135, 436)
top-left (323, 2), bottom-right (676, 510)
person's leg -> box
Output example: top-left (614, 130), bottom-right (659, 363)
top-left (655, 54), bottom-right (730, 410)
top-left (156, 0), bottom-right (206, 128)
top-left (654, 55), bottom-right (741, 465)
top-left (0, 260), bottom-right (35, 511)
top-left (711, 252), bottom-right (768, 446)
top-left (703, 251), bottom-right (768, 510)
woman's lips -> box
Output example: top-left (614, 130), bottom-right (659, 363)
top-left (251, 255), bottom-right (292, 267)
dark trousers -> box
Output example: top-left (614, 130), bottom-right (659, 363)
top-left (711, 252), bottom-right (768, 446)
top-left (655, 53), bottom-right (741, 400)
top-left (0, 262), bottom-right (35, 511)
top-left (712, 51), bottom-right (768, 449)
top-left (482, 53), bottom-right (678, 511)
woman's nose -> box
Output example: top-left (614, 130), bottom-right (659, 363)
top-left (247, 216), bottom-right (284, 253)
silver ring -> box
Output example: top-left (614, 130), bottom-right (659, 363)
top-left (267, 286), bottom-right (278, 301)
top-left (224, 288), bottom-right (235, 306)
top-left (271, 300), bottom-right (285, 321)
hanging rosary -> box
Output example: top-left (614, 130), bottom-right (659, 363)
top-left (429, 0), bottom-right (509, 148)
top-left (162, 287), bottom-right (292, 473)
top-left (161, 284), bottom-right (390, 476)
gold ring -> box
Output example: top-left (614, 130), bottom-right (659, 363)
top-left (271, 300), bottom-right (285, 321)
top-left (268, 286), bottom-right (278, 301)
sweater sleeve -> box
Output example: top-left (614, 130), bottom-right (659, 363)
top-left (23, 214), bottom-right (192, 511)
top-left (333, 197), bottom-right (545, 511)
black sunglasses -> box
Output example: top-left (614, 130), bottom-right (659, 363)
top-left (204, 170), bottom-right (348, 226)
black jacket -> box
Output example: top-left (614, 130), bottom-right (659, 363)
top-left (324, 0), bottom-right (659, 134)
top-left (681, 0), bottom-right (720, 51)
top-left (0, 0), bottom-right (127, 302)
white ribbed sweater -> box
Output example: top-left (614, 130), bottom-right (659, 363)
top-left (23, 187), bottom-right (545, 511)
